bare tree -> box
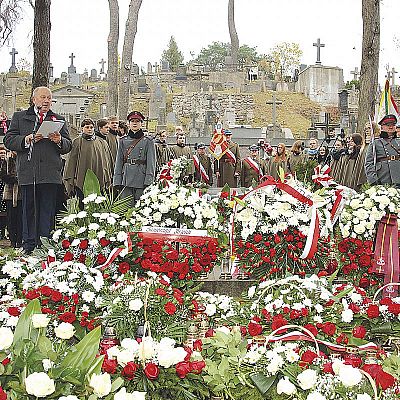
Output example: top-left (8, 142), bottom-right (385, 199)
top-left (0, 0), bottom-right (23, 46)
top-left (107, 0), bottom-right (119, 116)
top-left (118, 0), bottom-right (143, 120)
top-left (358, 0), bottom-right (380, 130)
top-left (31, 0), bottom-right (51, 89)
top-left (228, 0), bottom-right (239, 69)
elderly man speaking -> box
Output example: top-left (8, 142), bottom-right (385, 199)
top-left (4, 86), bottom-right (72, 253)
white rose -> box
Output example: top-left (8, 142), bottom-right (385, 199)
top-left (59, 396), bottom-right (80, 400)
top-left (114, 387), bottom-right (146, 400)
top-left (276, 377), bottom-right (296, 395)
top-left (297, 368), bottom-right (318, 390)
top-left (89, 373), bottom-right (112, 398)
top-left (357, 394), bottom-right (371, 400)
top-left (117, 348), bottom-right (135, 366)
top-left (25, 372), bottom-right (55, 397)
top-left (32, 313), bottom-right (50, 328)
top-left (341, 308), bottom-right (354, 323)
top-left (129, 298), bottom-right (144, 311)
top-left (307, 392), bottom-right (327, 400)
top-left (82, 291), bottom-right (95, 303)
top-left (0, 326), bottom-right (13, 350)
top-left (121, 338), bottom-right (139, 353)
top-left (42, 358), bottom-right (53, 371)
top-left (205, 303), bottom-right (217, 316)
top-left (54, 322), bottom-right (75, 339)
top-left (338, 364), bottom-right (362, 387)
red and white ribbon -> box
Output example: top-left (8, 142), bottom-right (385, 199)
top-left (159, 161), bottom-right (173, 187)
top-left (193, 155), bottom-right (210, 184)
top-left (225, 148), bottom-right (236, 163)
top-left (312, 165), bottom-right (333, 187)
top-left (99, 233), bottom-right (133, 271)
top-left (267, 330), bottom-right (379, 353)
top-left (244, 157), bottom-right (262, 178)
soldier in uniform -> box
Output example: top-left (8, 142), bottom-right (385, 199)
top-left (97, 118), bottom-right (118, 167)
top-left (365, 114), bottom-right (400, 188)
top-left (171, 132), bottom-right (194, 183)
top-left (113, 111), bottom-right (156, 204)
top-left (214, 130), bottom-right (240, 187)
top-left (193, 143), bottom-right (213, 186)
top-left (155, 130), bottom-right (173, 173)
top-left (241, 144), bottom-right (266, 188)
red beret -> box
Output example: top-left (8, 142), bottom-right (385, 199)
top-left (127, 111), bottom-right (145, 122)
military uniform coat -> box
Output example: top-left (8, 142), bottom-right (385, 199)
top-left (365, 137), bottom-right (400, 186)
top-left (240, 156), bottom-right (265, 188)
top-left (113, 131), bottom-right (156, 189)
top-left (4, 106), bottom-right (72, 185)
top-left (106, 133), bottom-right (119, 163)
top-left (350, 146), bottom-right (367, 191)
top-left (155, 141), bottom-right (174, 173)
top-left (214, 142), bottom-right (241, 188)
top-left (193, 153), bottom-right (213, 185)
top-left (266, 158), bottom-right (288, 180)
top-left (287, 153), bottom-right (307, 176)
top-left (171, 144), bottom-right (195, 176)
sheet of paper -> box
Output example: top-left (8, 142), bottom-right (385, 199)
top-left (36, 120), bottom-right (65, 138)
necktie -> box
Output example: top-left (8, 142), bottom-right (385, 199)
top-left (39, 112), bottom-right (44, 124)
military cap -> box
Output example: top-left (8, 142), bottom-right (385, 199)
top-left (224, 129), bottom-right (232, 135)
top-left (127, 111), bottom-right (145, 122)
top-left (378, 114), bottom-right (397, 126)
top-left (249, 144), bottom-right (259, 151)
top-left (197, 142), bottom-right (206, 149)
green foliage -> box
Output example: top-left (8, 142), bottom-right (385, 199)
top-left (162, 36), bottom-right (184, 71)
top-left (83, 169), bottom-right (101, 197)
top-left (193, 41), bottom-right (261, 70)
top-left (294, 158), bottom-right (318, 184)
top-left (345, 79), bottom-right (360, 90)
top-left (12, 298), bottom-right (41, 346)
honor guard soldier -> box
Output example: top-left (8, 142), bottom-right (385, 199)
top-left (215, 129), bottom-right (240, 187)
top-left (113, 111), bottom-right (156, 204)
top-left (155, 130), bottom-right (173, 173)
top-left (193, 143), bottom-right (213, 186)
top-left (365, 114), bottom-right (400, 188)
top-left (241, 144), bottom-right (266, 188)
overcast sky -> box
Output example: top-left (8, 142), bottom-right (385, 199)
top-left (0, 0), bottom-right (399, 83)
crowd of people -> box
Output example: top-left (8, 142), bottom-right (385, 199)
top-left (1, 86), bottom-right (400, 253)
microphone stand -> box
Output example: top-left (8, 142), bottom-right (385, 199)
top-left (27, 109), bottom-right (41, 251)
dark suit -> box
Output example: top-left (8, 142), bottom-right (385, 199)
top-left (4, 106), bottom-right (72, 251)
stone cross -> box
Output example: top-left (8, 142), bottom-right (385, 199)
top-left (391, 67), bottom-right (398, 87)
top-left (99, 58), bottom-right (106, 74)
top-left (49, 63), bottom-right (54, 78)
top-left (350, 66), bottom-right (360, 81)
top-left (9, 48), bottom-right (18, 73)
top-left (313, 38), bottom-right (325, 65)
top-left (69, 53), bottom-right (75, 67)
top-left (266, 94), bottom-right (282, 129)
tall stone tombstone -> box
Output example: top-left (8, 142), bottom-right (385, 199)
top-left (90, 69), bottom-right (98, 82)
top-left (175, 64), bottom-right (187, 81)
top-left (68, 53), bottom-right (77, 74)
top-left (9, 48), bottom-right (18, 73)
top-left (137, 76), bottom-right (150, 93)
top-left (161, 60), bottom-right (170, 72)
top-left (147, 62), bottom-right (153, 74)
top-left (338, 89), bottom-right (349, 114)
top-left (132, 64), bottom-right (140, 76)
top-left (149, 84), bottom-right (166, 120)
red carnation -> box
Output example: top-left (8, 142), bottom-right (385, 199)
top-left (271, 315), bottom-right (288, 333)
top-left (220, 191), bottom-right (229, 199)
top-left (323, 362), bottom-right (334, 374)
top-left (7, 307), bottom-right (20, 317)
top-left (193, 339), bottom-right (202, 351)
top-left (1, 358), bottom-right (10, 366)
top-left (248, 321), bottom-right (263, 337)
top-left (0, 386), bottom-right (6, 400)
top-left (388, 302), bottom-right (400, 315)
top-left (118, 262), bottom-right (130, 274)
top-left (97, 254), bottom-right (107, 264)
top-left (59, 312), bottom-right (76, 324)
top-left (51, 291), bottom-right (63, 302)
top-left (301, 350), bottom-right (318, 365)
top-left (61, 239), bottom-right (71, 249)
top-left (144, 362), bottom-right (159, 380)
top-left (254, 234), bottom-right (263, 243)
top-left (321, 322), bottom-right (336, 336)
top-left (102, 358), bottom-right (118, 374)
top-left (200, 254), bottom-right (211, 266)
top-left (79, 239), bottom-right (89, 250)
top-left (121, 361), bottom-right (139, 380)
top-left (63, 251), bottom-right (74, 262)
top-left (99, 237), bottom-right (111, 247)
top-left (338, 241), bottom-right (349, 253)
top-left (359, 255), bottom-right (372, 267)
top-left (164, 301), bottom-right (177, 315)
top-left (40, 286), bottom-right (53, 297)
top-left (155, 288), bottom-right (167, 296)
top-left (175, 361), bottom-right (191, 379)
top-left (25, 289), bottom-right (40, 300)
top-left (352, 325), bottom-right (367, 339)
top-left (366, 304), bottom-right (380, 319)
top-left (190, 360), bottom-right (206, 374)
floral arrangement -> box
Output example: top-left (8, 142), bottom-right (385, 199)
top-left (339, 186), bottom-right (400, 240)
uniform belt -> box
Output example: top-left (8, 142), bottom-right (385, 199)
top-left (377, 155), bottom-right (400, 162)
top-left (126, 159), bottom-right (146, 165)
